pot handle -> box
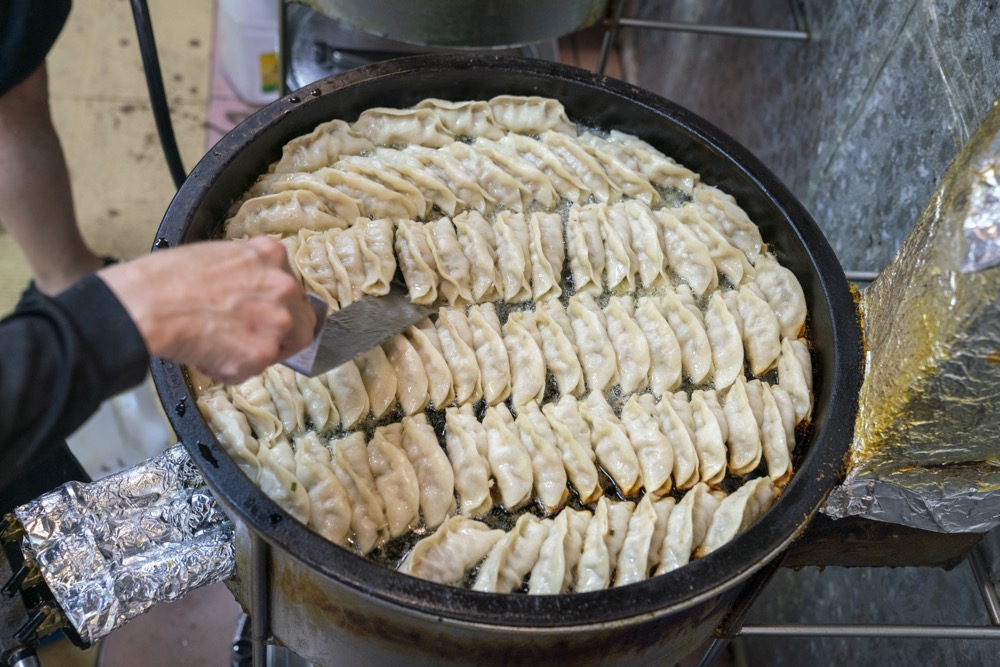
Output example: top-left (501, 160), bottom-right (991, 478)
top-left (8, 445), bottom-right (235, 647)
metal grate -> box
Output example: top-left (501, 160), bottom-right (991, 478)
top-left (695, 541), bottom-right (1000, 667)
top-left (594, 0), bottom-right (809, 76)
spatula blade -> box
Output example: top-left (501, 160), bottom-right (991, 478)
top-left (282, 283), bottom-right (434, 377)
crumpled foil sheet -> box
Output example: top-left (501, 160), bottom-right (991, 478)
top-left (14, 445), bottom-right (235, 645)
top-left (824, 98), bottom-right (1000, 533)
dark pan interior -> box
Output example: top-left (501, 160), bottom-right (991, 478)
top-left (153, 54), bottom-right (863, 627)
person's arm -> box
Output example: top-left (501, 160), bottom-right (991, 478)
top-left (0, 1), bottom-right (103, 295)
top-left (0, 64), bottom-right (103, 295)
top-left (0, 236), bottom-right (315, 482)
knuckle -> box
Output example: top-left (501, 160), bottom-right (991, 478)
top-left (252, 236), bottom-right (286, 263)
top-left (257, 337), bottom-right (283, 364)
top-left (273, 272), bottom-right (301, 297)
top-left (271, 308), bottom-right (294, 333)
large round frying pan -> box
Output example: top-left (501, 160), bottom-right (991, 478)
top-left (151, 55), bottom-right (863, 665)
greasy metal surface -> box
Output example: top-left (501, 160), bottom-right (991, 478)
top-left (297, 0), bottom-right (608, 48)
top-left (744, 554), bottom-right (1000, 665)
top-left (152, 54), bottom-right (861, 662)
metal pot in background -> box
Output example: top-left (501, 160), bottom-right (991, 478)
top-left (142, 54), bottom-right (863, 666)
top-left (296, 0), bottom-right (609, 48)
top-left (283, 3), bottom-right (561, 92)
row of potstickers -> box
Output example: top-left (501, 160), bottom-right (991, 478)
top-left (224, 95), bottom-right (695, 234)
top-left (195, 284), bottom-right (811, 475)
top-left (195, 386), bottom-right (779, 592)
top-left (240, 197), bottom-right (773, 310)
top-left (196, 382), bottom-right (792, 558)
top-left (399, 476), bottom-right (777, 593)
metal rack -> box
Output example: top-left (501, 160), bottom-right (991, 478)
top-left (694, 541), bottom-right (1000, 667)
top-left (595, 0), bottom-right (809, 76)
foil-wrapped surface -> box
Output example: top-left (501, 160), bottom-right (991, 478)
top-left (825, 98), bottom-right (1000, 532)
top-left (14, 445), bottom-right (235, 645)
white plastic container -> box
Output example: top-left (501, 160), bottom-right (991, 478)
top-left (217, 0), bottom-right (280, 105)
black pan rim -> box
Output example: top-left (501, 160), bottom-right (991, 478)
top-left (154, 53), bottom-right (863, 628)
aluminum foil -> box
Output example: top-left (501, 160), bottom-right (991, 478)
top-left (14, 445), bottom-right (235, 645)
top-left (825, 98), bottom-right (1000, 532)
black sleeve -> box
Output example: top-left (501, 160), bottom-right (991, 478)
top-left (0, 276), bottom-right (150, 494)
top-left (0, 0), bottom-right (72, 97)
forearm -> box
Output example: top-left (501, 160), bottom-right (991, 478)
top-left (0, 64), bottom-right (102, 294)
top-left (0, 277), bottom-right (149, 480)
top-left (0, 236), bottom-right (312, 484)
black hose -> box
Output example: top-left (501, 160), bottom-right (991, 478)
top-left (129, 0), bottom-right (186, 190)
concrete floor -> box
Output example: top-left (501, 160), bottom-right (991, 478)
top-left (0, 2), bottom-right (620, 665)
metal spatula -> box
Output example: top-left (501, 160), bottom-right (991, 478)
top-left (281, 283), bottom-right (435, 377)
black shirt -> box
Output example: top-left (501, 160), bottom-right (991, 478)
top-left (0, 275), bottom-right (149, 510)
top-left (0, 0), bottom-right (72, 97)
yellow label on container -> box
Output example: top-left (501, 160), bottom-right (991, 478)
top-left (260, 52), bottom-right (278, 93)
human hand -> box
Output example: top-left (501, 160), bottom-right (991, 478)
top-left (98, 236), bottom-right (316, 384)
